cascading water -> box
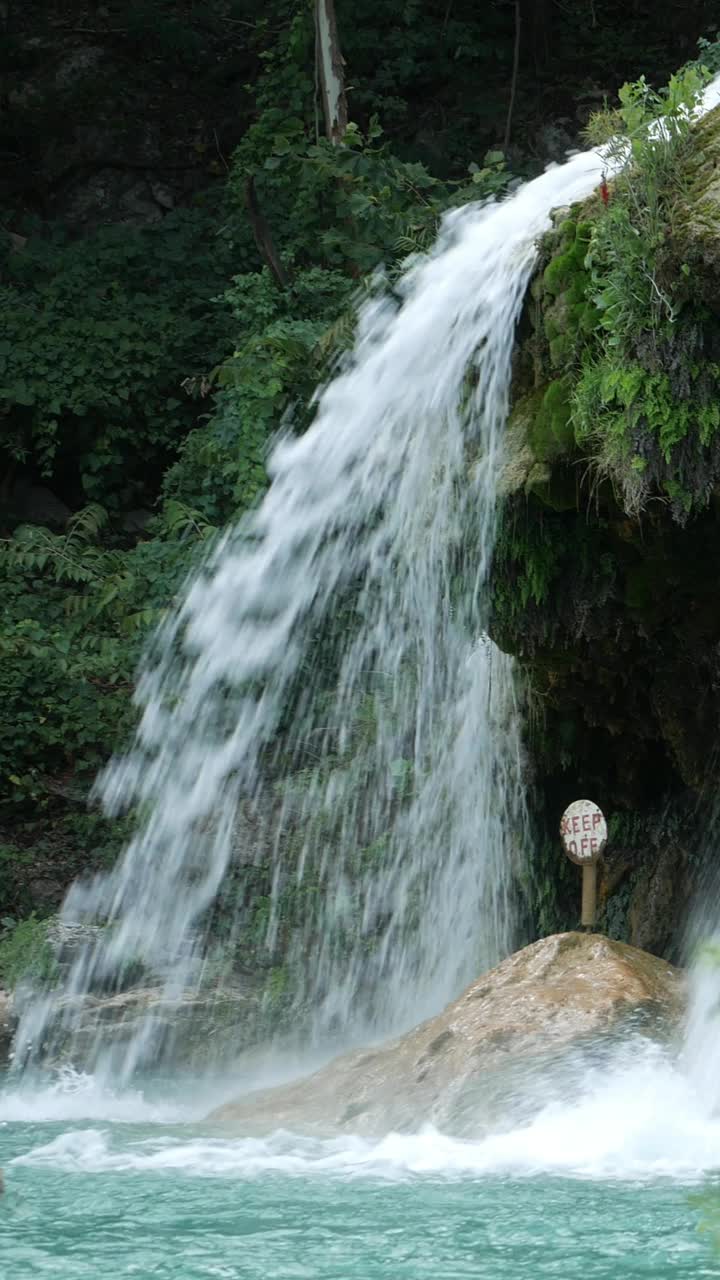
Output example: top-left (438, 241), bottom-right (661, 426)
top-left (7, 161), bottom-right (613, 1080)
top-left (15, 76), bottom-right (720, 1083)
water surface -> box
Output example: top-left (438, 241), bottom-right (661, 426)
top-left (2, 1066), bottom-right (720, 1279)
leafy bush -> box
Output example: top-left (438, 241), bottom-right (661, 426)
top-left (0, 203), bottom-right (243, 509)
top-left (0, 502), bottom-right (216, 811)
top-left (162, 266), bottom-right (355, 522)
top-left (535, 64), bottom-right (720, 519)
top-left (584, 68), bottom-right (709, 344)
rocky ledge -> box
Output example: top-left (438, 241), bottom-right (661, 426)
top-left (208, 932), bottom-right (684, 1136)
top-left (2, 984), bottom-right (263, 1073)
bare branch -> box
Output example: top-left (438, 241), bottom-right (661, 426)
top-left (245, 176), bottom-right (289, 290)
top-left (504, 2), bottom-right (522, 151)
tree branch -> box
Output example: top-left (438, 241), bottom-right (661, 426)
top-left (245, 176), bottom-right (289, 290)
top-left (504, 2), bottom-right (522, 151)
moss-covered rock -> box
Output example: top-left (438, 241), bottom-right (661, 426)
top-left (668, 106), bottom-right (720, 305)
top-left (509, 104), bottom-right (720, 524)
top-left (493, 101), bottom-right (720, 956)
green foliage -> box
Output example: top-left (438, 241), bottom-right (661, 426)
top-left (264, 965), bottom-right (290, 1009)
top-left (693, 34), bottom-right (720, 74)
top-left (233, 109), bottom-right (510, 278)
top-left (0, 1), bottom-right (518, 912)
top-left (581, 69), bottom-right (707, 366)
top-left (0, 913), bottom-right (56, 989)
top-left (0, 205), bottom-right (238, 507)
top-left (0, 503), bottom-right (214, 811)
top-left (164, 267), bottom-right (356, 522)
top-left (166, 18), bottom-right (514, 528)
top-left (492, 505), bottom-right (565, 619)
top-left (229, 5), bottom-right (513, 280)
top-left (574, 358), bottom-right (720, 503)
top-left (526, 65), bottom-right (720, 519)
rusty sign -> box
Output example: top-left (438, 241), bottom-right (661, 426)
top-left (560, 799), bottom-right (607, 866)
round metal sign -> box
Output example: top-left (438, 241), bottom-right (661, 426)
top-left (560, 799), bottom-right (607, 865)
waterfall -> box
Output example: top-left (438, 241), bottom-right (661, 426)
top-left (21, 101), bottom-right (717, 1079)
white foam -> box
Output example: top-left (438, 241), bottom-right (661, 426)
top-left (9, 1044), bottom-right (720, 1182)
top-left (0, 1067), bottom-right (190, 1125)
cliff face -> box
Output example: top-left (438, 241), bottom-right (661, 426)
top-left (492, 103), bottom-right (720, 957)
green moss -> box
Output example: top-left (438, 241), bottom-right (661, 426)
top-left (671, 106), bottom-right (720, 293)
top-left (542, 222), bottom-right (586, 297)
top-left (525, 94), bottom-right (720, 520)
top-left (539, 216), bottom-right (600, 376)
top-left (528, 377), bottom-right (574, 461)
top-left (557, 218), bottom-right (578, 242)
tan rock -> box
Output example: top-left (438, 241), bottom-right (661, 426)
top-left (208, 932), bottom-right (684, 1137)
top-left (497, 398), bottom-right (546, 496)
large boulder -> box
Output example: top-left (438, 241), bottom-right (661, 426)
top-left (208, 933), bottom-right (683, 1136)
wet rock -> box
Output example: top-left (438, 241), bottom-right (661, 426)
top-left (54, 46), bottom-right (106, 89)
top-left (208, 933), bottom-right (684, 1137)
top-left (0, 991), bottom-right (16, 1066)
top-left (46, 921), bottom-right (104, 968)
top-left (498, 403), bottom-right (542, 496)
top-left (23, 984), bottom-right (263, 1073)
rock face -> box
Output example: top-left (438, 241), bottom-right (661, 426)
top-left (14, 984), bottom-right (264, 1073)
top-left (0, 992), bottom-right (16, 1065)
top-left (208, 932), bottom-right (683, 1136)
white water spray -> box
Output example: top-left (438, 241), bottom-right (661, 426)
top-left (15, 76), bottom-right (720, 1080)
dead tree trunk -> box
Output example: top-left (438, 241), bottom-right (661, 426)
top-left (315, 0), bottom-right (348, 145)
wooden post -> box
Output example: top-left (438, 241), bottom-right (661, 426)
top-left (581, 863), bottom-right (598, 928)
